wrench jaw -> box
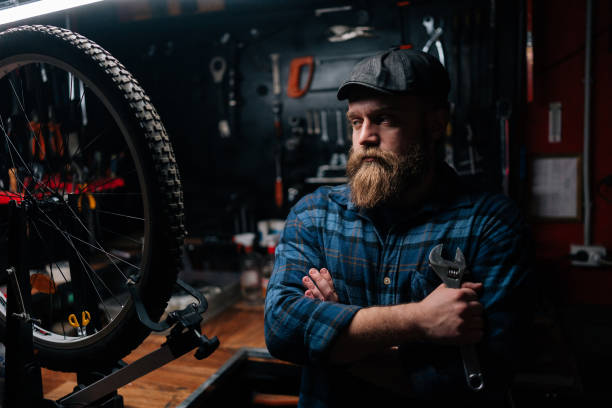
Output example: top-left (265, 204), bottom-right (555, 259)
top-left (428, 243), bottom-right (466, 288)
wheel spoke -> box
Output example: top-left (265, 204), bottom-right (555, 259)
top-left (36, 217), bottom-right (140, 272)
top-left (95, 209), bottom-right (144, 222)
top-left (33, 210), bottom-right (117, 322)
top-left (100, 226), bottom-right (143, 245)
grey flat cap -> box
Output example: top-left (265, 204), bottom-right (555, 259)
top-left (337, 48), bottom-right (450, 101)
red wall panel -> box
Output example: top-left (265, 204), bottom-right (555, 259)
top-left (526, 0), bottom-right (612, 304)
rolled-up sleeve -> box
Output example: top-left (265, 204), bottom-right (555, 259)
top-left (264, 204), bottom-right (362, 366)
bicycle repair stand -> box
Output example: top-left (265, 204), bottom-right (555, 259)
top-left (4, 200), bottom-right (220, 407)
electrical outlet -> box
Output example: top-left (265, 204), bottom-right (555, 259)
top-left (570, 245), bottom-right (607, 267)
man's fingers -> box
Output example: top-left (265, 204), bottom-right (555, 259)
top-left (461, 281), bottom-right (483, 295)
top-left (318, 268), bottom-right (339, 302)
top-left (302, 275), bottom-right (324, 301)
top-left (320, 268), bottom-right (336, 290)
top-left (309, 268), bottom-right (337, 301)
top-left (458, 287), bottom-right (479, 301)
top-left (302, 268), bottom-right (339, 302)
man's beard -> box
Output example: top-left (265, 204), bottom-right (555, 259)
top-left (346, 141), bottom-right (428, 209)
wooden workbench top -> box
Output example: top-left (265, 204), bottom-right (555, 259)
top-left (42, 301), bottom-right (267, 408)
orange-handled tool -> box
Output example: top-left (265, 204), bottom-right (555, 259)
top-left (68, 311), bottom-right (91, 328)
top-left (29, 120), bottom-right (46, 161)
top-left (69, 311), bottom-right (91, 336)
top-left (287, 56), bottom-right (314, 99)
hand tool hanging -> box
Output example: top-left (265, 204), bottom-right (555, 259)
top-left (287, 56), bottom-right (314, 98)
top-left (270, 53), bottom-right (283, 208)
top-left (210, 56), bottom-right (230, 138)
top-left (38, 64), bottom-right (65, 161)
top-left (65, 66), bottom-right (86, 162)
top-left (320, 110), bottom-right (329, 144)
top-left (327, 25), bottom-right (375, 42)
top-left (422, 16), bottom-right (445, 66)
top-left (314, 5), bottom-right (352, 16)
top-left (305, 110), bottom-right (314, 136)
top-left (456, 11), bottom-right (478, 175)
top-left (396, 1), bottom-right (413, 49)
top-left (312, 109), bottom-right (321, 137)
top-left (227, 37), bottom-right (241, 137)
top-left (422, 15), bottom-right (453, 169)
top-left (67, 67), bottom-right (88, 130)
top-left (24, 65), bottom-right (47, 163)
top-left (335, 109), bottom-right (345, 149)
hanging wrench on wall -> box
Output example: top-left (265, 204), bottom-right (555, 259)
top-left (422, 16), bottom-right (445, 66)
top-left (210, 56), bottom-right (230, 138)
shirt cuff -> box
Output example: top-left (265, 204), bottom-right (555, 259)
top-left (304, 301), bottom-right (362, 365)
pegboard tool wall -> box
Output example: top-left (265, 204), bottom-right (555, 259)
top-left (68, 0), bottom-right (520, 239)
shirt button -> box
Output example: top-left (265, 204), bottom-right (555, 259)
top-left (383, 277), bottom-right (391, 285)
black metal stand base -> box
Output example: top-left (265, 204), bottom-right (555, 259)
top-left (4, 200), bottom-right (218, 408)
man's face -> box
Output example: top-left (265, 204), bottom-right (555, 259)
top-left (345, 92), bottom-right (436, 209)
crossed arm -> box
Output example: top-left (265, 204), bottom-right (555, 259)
top-left (302, 267), bottom-right (484, 364)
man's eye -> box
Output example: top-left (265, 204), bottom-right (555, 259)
top-left (349, 119), bottom-right (361, 127)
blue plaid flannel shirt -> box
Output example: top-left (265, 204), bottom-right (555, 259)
top-left (264, 165), bottom-right (534, 407)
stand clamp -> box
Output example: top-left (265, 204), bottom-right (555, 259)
top-left (57, 279), bottom-right (220, 407)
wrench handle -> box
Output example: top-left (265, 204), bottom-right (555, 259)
top-left (460, 344), bottom-right (484, 391)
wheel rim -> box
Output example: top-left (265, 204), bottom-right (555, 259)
top-left (0, 55), bottom-right (151, 349)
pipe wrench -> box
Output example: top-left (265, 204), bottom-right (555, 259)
top-left (422, 16), bottom-right (445, 66)
top-left (428, 244), bottom-right (484, 391)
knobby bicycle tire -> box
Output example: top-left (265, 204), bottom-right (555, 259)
top-left (0, 25), bottom-right (184, 371)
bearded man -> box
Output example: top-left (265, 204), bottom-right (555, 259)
top-left (264, 49), bottom-right (534, 408)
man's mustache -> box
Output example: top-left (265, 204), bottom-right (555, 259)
top-left (349, 147), bottom-right (398, 170)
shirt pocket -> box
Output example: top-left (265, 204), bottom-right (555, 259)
top-left (412, 263), bottom-right (443, 301)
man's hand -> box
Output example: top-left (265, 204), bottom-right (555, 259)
top-left (415, 282), bottom-right (484, 344)
top-left (302, 268), bottom-right (338, 302)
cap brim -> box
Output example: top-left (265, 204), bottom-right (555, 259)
top-left (336, 81), bottom-right (394, 101)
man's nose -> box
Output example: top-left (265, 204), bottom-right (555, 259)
top-left (356, 120), bottom-right (379, 146)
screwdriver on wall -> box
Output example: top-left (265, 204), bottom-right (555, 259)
top-left (270, 53), bottom-right (283, 208)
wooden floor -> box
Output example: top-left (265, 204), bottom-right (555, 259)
top-left (42, 301), bottom-right (267, 408)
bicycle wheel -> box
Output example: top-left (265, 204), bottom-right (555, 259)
top-left (0, 25), bottom-right (184, 371)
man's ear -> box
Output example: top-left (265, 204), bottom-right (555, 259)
top-left (425, 108), bottom-right (449, 142)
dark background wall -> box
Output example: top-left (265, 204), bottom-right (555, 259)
top-left (61, 0), bottom-right (511, 244)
